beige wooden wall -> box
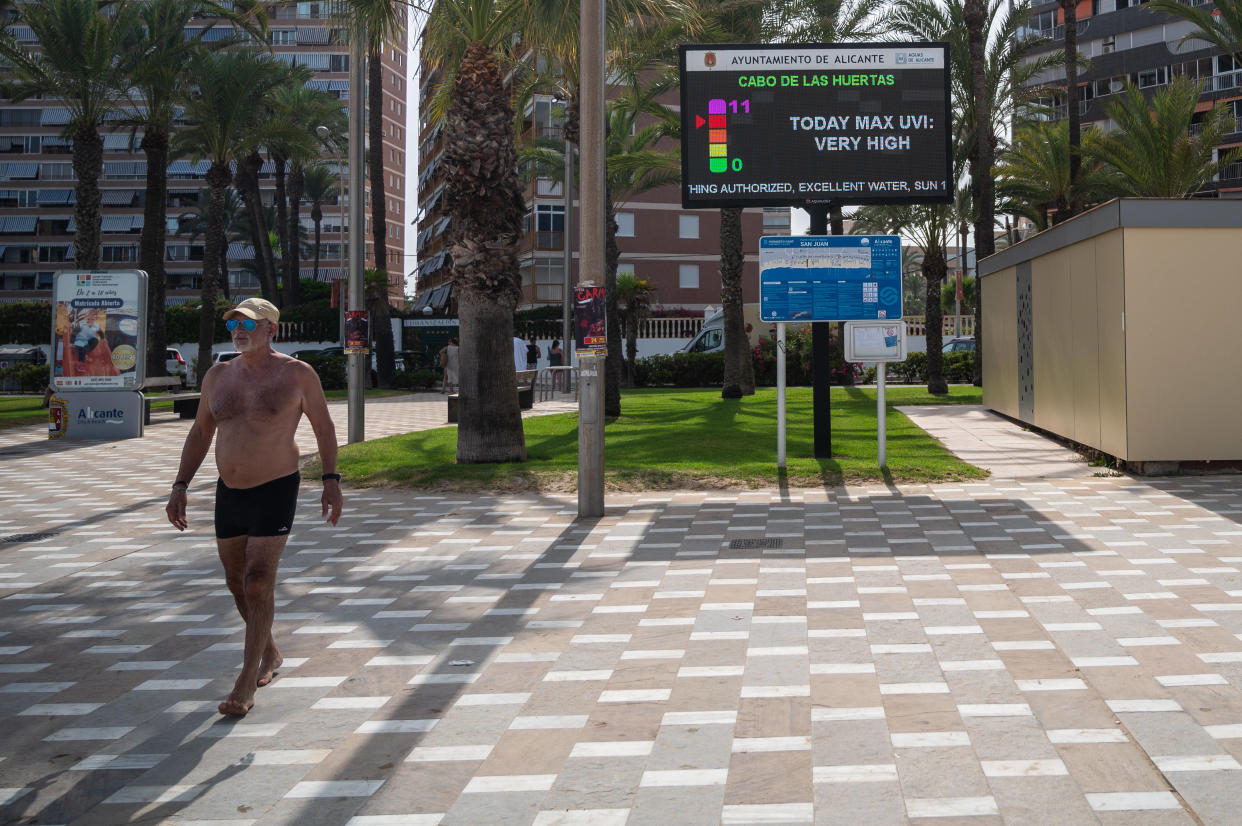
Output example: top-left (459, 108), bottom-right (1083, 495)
top-left (1123, 227), bottom-right (1242, 460)
top-left (981, 267), bottom-right (1017, 417)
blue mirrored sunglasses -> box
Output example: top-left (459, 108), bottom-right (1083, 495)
top-left (225, 318), bottom-right (258, 332)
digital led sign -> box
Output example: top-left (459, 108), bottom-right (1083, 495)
top-left (679, 43), bottom-right (952, 209)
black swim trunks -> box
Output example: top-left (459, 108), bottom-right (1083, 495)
top-left (214, 471), bottom-right (300, 539)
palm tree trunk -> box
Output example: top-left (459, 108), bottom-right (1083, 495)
top-left (604, 186), bottom-right (622, 417)
top-left (198, 163), bottom-right (230, 387)
top-left (625, 315), bottom-right (638, 385)
top-left (312, 202), bottom-right (322, 283)
top-left (72, 125), bottom-right (104, 269)
top-left (273, 152), bottom-right (292, 304)
top-left (140, 127), bottom-right (170, 377)
top-left (923, 247), bottom-right (948, 395)
top-left (966, 0), bottom-right (993, 387)
top-left (237, 152), bottom-right (279, 301)
top-left (286, 163), bottom-right (304, 306)
top-left (368, 45), bottom-right (395, 387)
top-left (456, 289), bottom-right (526, 463)
top-left (720, 207), bottom-right (749, 399)
top-left (1061, 0), bottom-right (1081, 216)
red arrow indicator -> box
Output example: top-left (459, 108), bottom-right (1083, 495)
top-left (695, 115), bottom-right (706, 129)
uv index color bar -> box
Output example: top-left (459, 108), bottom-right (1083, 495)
top-left (708, 99), bottom-right (727, 172)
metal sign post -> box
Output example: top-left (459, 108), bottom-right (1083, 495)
top-left (776, 323), bottom-right (787, 470)
top-left (577, 350), bottom-right (605, 517)
top-left (844, 321), bottom-right (907, 469)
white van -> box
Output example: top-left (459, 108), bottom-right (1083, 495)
top-left (678, 304), bottom-right (764, 354)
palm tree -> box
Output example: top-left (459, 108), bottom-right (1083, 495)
top-left (175, 49), bottom-right (287, 384)
top-left (996, 119), bottom-right (1108, 228)
top-left (120, 0), bottom-right (266, 377)
top-left (853, 199), bottom-right (965, 395)
top-left (424, 0), bottom-right (529, 463)
top-left (0, 0), bottom-right (141, 268)
top-left (265, 80), bottom-right (342, 306)
top-left (302, 164), bottom-right (339, 284)
top-left (1086, 78), bottom-right (1242, 197)
top-left (177, 185), bottom-right (248, 300)
top-left (615, 272), bottom-right (655, 386)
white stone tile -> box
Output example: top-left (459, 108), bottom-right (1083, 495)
top-left (462, 774), bottom-right (557, 793)
top-left (247, 749), bottom-right (332, 765)
top-left (981, 759), bottom-right (1068, 777)
top-left (811, 663), bottom-right (875, 675)
top-left (1047, 729), bottom-right (1129, 744)
top-left (1072, 656), bottom-right (1140, 667)
top-left (354, 720), bottom-right (438, 734)
top-left (285, 780), bottom-right (385, 798)
top-left (19, 703), bottom-right (103, 716)
top-left (510, 715), bottom-right (590, 730)
top-left (348, 816), bottom-right (444, 826)
top-left (599, 689), bottom-right (671, 703)
top-left (406, 745), bottom-right (493, 762)
top-left (43, 726), bottom-right (134, 741)
top-left (721, 803), bottom-right (814, 824)
top-left (904, 797), bottom-right (998, 818)
top-left (957, 704), bottom-right (1031, 717)
top-left (639, 769), bottom-right (728, 787)
top-left (891, 732), bottom-right (970, 748)
top-left (679, 666), bottom-right (745, 678)
top-left (880, 682), bottom-right (949, 695)
top-left (311, 697), bottom-right (391, 710)
top-left (544, 670), bottom-right (613, 682)
top-left (812, 764), bottom-right (898, 783)
top-left (569, 740), bottom-right (654, 758)
top-left (531, 810), bottom-right (629, 826)
top-left (662, 710), bottom-right (737, 726)
top-left (939, 659), bottom-right (1005, 672)
top-left (1156, 674), bottom-right (1228, 687)
top-left (133, 679), bottom-right (211, 691)
top-left (1016, 679), bottom-right (1087, 692)
top-left (1205, 724), bottom-right (1242, 739)
top-left (1086, 792), bottom-right (1181, 812)
top-left (812, 707), bottom-right (884, 722)
top-left (1107, 699), bottom-right (1182, 713)
top-left (1152, 755), bottom-right (1242, 772)
top-left (731, 736), bottom-right (811, 753)
top-left (103, 785), bottom-right (201, 804)
top-left (740, 684), bottom-right (809, 698)
top-left (365, 655), bottom-right (433, 666)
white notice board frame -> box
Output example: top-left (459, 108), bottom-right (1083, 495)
top-left (844, 320), bottom-right (906, 362)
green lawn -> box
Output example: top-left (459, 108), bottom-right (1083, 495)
top-left (323, 385), bottom-right (987, 491)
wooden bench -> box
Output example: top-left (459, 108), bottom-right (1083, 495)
top-left (447, 371), bottom-right (537, 423)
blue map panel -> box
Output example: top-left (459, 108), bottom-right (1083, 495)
top-left (759, 235), bottom-right (903, 323)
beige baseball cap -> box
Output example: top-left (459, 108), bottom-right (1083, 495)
top-left (224, 297), bottom-right (280, 324)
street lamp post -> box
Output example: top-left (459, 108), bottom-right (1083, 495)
top-left (316, 125), bottom-right (346, 350)
top-left (346, 29), bottom-right (366, 444)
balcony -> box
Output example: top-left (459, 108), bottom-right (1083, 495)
top-left (519, 230), bottom-right (564, 253)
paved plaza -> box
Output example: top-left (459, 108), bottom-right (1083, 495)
top-left (1, 394), bottom-right (1241, 825)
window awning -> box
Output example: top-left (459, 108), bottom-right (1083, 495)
top-left (299, 27), bottom-right (330, 45)
top-left (0, 216), bottom-right (37, 232)
top-left (0, 162), bottom-right (38, 179)
top-left (101, 215), bottom-right (142, 232)
top-left (38, 190), bottom-right (74, 205)
top-left (41, 108), bottom-right (71, 126)
top-left (101, 189), bottom-right (138, 205)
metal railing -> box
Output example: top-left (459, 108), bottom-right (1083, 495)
top-left (535, 366), bottom-right (577, 402)
top-left (902, 315), bottom-right (976, 337)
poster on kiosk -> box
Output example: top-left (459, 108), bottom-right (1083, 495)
top-left (48, 270), bottom-right (147, 440)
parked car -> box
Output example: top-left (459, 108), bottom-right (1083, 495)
top-left (213, 351), bottom-right (241, 364)
top-left (292, 347), bottom-right (344, 361)
top-left (165, 348), bottom-right (186, 377)
top-left (942, 337), bottom-right (976, 354)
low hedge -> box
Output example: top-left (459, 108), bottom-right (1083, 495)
top-left (390, 368), bottom-right (439, 391)
top-left (0, 363), bottom-right (49, 393)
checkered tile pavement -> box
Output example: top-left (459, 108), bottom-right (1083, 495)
top-left (1, 398), bottom-right (1241, 824)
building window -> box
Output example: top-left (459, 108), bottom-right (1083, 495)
top-left (679, 264), bottom-right (699, 289)
top-left (330, 54), bottom-right (349, 73)
top-left (1137, 67), bottom-right (1166, 88)
top-left (618, 264), bottom-right (635, 277)
top-left (616, 212), bottom-right (635, 237)
top-left (269, 28), bottom-right (296, 45)
top-left (678, 215), bottom-right (699, 239)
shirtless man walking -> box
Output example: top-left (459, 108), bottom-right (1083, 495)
top-left (165, 298), bottom-right (343, 716)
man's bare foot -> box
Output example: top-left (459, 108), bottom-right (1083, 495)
top-left (218, 693), bottom-right (255, 716)
top-left (256, 650), bottom-right (283, 688)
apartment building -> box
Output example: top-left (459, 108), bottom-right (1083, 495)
top-left (1018, 0), bottom-right (1242, 194)
top-left (0, 5), bottom-right (408, 304)
top-left (413, 64), bottom-right (789, 315)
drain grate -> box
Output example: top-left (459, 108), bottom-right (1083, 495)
top-left (729, 538), bottom-right (783, 550)
top-left (2, 532), bottom-right (59, 543)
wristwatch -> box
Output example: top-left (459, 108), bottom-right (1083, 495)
top-left (171, 480), bottom-right (188, 490)
top-left (321, 473), bottom-right (341, 482)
